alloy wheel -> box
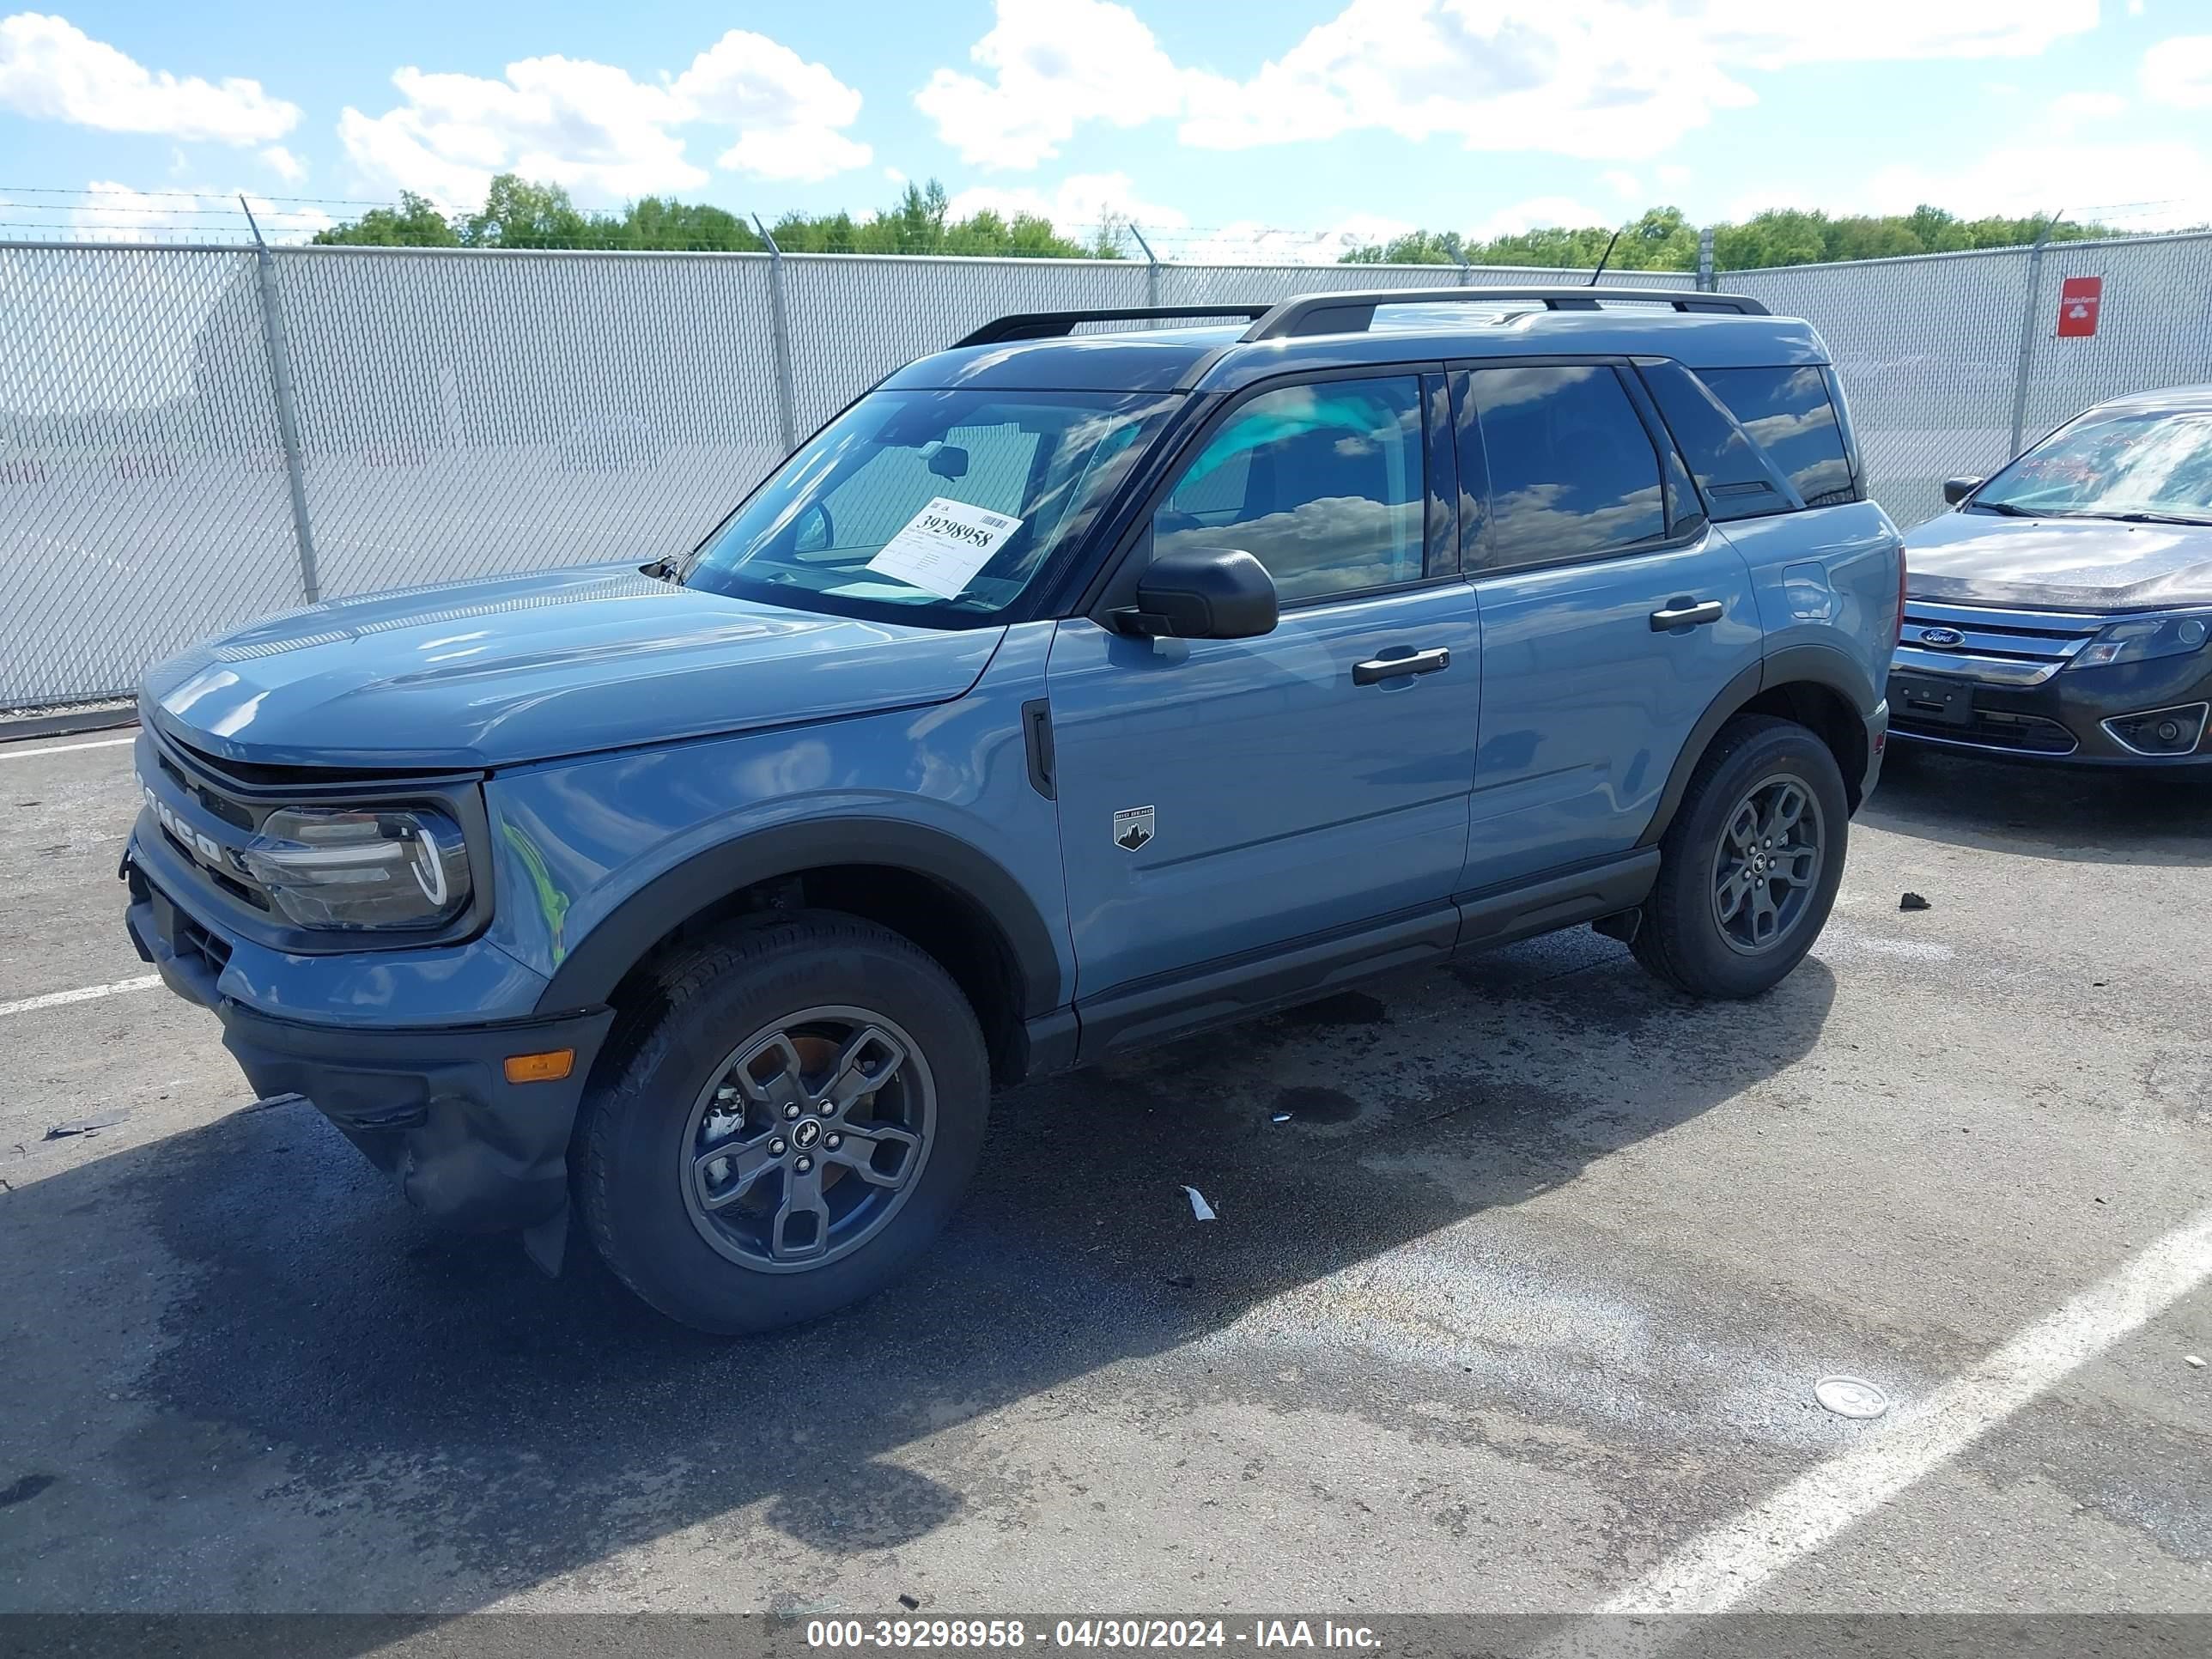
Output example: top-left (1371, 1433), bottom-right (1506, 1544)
top-left (679, 1005), bottom-right (936, 1273)
top-left (1709, 773), bottom-right (1825, 955)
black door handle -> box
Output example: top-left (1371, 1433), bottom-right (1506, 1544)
top-left (1650, 599), bottom-right (1724, 630)
top-left (1352, 646), bottom-right (1451, 685)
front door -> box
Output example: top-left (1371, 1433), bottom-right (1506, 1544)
top-left (1451, 361), bottom-right (1765, 890)
top-left (1047, 371), bottom-right (1481, 1001)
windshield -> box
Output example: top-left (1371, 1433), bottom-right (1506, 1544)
top-left (1975, 406), bottom-right (2212, 524)
top-left (685, 388), bottom-right (1176, 624)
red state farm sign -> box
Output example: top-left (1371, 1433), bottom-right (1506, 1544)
top-left (2057, 276), bottom-right (2102, 338)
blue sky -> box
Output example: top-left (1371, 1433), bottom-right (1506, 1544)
top-left (3, 2), bottom-right (2209, 257)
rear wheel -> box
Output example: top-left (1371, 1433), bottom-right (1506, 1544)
top-left (578, 914), bottom-right (989, 1334)
top-left (1632, 715), bottom-right (1848, 999)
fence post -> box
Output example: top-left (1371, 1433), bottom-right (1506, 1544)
top-left (1696, 226), bottom-right (1716, 293)
top-left (1447, 242), bottom-right (1473, 287)
top-left (753, 215), bottom-right (799, 457)
top-left (240, 198), bottom-right (319, 605)
top-left (1127, 221), bottom-right (1162, 310)
top-left (2008, 215), bottom-right (2059, 459)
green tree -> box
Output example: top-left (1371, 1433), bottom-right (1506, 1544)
top-left (600, 197), bottom-right (762, 252)
top-left (312, 173), bottom-right (1112, 258)
top-left (310, 191), bottom-right (458, 247)
top-left (459, 175), bottom-right (590, 248)
top-left (1342, 203), bottom-right (2130, 272)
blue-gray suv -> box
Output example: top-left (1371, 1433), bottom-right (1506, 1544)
top-left (122, 287), bottom-right (1902, 1333)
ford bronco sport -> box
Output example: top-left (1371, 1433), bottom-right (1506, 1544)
top-left (123, 287), bottom-right (1901, 1333)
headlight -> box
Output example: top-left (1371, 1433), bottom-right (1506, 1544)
top-left (2067, 613), bottom-right (2212, 671)
top-left (240, 806), bottom-right (471, 931)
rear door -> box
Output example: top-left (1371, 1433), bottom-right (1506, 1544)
top-left (1453, 358), bottom-right (1763, 890)
top-left (1047, 369), bottom-right (1481, 1001)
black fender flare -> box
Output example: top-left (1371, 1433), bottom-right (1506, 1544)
top-left (1638, 644), bottom-right (1881, 848)
top-left (532, 817), bottom-right (1065, 1018)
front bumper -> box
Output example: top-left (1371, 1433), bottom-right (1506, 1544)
top-left (1887, 649), bottom-right (2212, 767)
top-left (125, 858), bottom-right (613, 1234)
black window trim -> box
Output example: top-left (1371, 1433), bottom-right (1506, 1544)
top-left (1446, 354), bottom-right (1710, 579)
top-left (1081, 359), bottom-right (1464, 627)
top-left (1632, 355), bottom-right (1805, 522)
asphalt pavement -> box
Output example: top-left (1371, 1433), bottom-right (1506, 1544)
top-left (0, 733), bottom-right (2207, 1626)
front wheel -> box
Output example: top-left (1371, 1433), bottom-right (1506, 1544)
top-left (577, 914), bottom-right (989, 1334)
top-left (1632, 714), bottom-right (1849, 999)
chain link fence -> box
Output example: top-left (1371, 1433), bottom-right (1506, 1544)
top-left (1727, 230), bottom-right (2212, 526)
top-left (3, 234), bottom-right (2209, 709)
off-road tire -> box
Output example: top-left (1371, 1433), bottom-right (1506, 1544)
top-left (1631, 714), bottom-right (1849, 1000)
top-left (577, 912), bottom-right (989, 1334)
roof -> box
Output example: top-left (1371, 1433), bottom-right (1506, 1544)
top-left (881, 301), bottom-right (1830, 397)
top-left (2094, 383), bottom-right (2212, 411)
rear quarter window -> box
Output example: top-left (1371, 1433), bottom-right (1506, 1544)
top-left (1638, 360), bottom-right (1792, 522)
top-left (1697, 366), bottom-right (1859, 508)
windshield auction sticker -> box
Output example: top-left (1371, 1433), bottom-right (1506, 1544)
top-left (866, 498), bottom-right (1024, 599)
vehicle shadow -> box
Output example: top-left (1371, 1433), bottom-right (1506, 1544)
top-left (1864, 744), bottom-right (2212, 866)
top-left (2, 933), bottom-right (1838, 1619)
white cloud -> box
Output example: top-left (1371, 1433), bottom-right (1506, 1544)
top-left (69, 179), bottom-right (330, 243)
top-left (883, 166), bottom-right (907, 185)
top-left (1601, 169), bottom-right (1641, 198)
top-left (1861, 140), bottom-right (2212, 224)
top-left (915, 0), bottom-right (1206, 169)
top-left (2142, 35), bottom-right (2212, 108)
top-left (1694, 0), bottom-right (2096, 69)
top-left (673, 29), bottom-right (872, 182)
top-left (339, 58), bottom-right (700, 207)
top-left (1181, 214), bottom-right (1419, 264)
top-left (0, 11), bottom-right (298, 143)
top-left (920, 0), bottom-right (2103, 170)
top-left (945, 170), bottom-right (1186, 232)
top-left (1468, 196), bottom-right (1611, 238)
top-left (1176, 1), bottom-right (1754, 160)
top-left (259, 144), bottom-right (305, 183)
top-left (2051, 89), bottom-right (2130, 133)
top-left (1656, 163), bottom-right (1692, 188)
top-left (339, 30), bottom-right (871, 208)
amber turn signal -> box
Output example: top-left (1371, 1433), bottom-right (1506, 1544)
top-left (503, 1048), bottom-right (575, 1084)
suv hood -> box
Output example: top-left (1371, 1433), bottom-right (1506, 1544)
top-left (143, 565), bottom-right (1006, 770)
top-left (1905, 510), bottom-right (2212, 611)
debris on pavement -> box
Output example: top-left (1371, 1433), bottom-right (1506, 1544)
top-left (2188, 1355), bottom-right (2206, 1369)
top-left (43, 1109), bottom-right (131, 1141)
top-left (898, 1595), bottom-right (921, 1611)
top-left (1182, 1185), bottom-right (1217, 1222)
top-left (1163, 1273), bottom-right (1195, 1289)
top-left (1271, 1112), bottom-right (1292, 1123)
top-left (1899, 892), bottom-right (1931, 911)
top-left (1813, 1375), bottom-right (1890, 1419)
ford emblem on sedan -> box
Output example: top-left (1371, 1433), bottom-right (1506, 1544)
top-left (1918, 627), bottom-right (1965, 648)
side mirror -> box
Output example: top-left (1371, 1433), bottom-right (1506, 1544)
top-left (1119, 546), bottom-right (1279, 640)
top-left (1942, 476), bottom-right (1983, 507)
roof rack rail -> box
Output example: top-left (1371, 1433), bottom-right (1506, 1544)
top-left (1240, 286), bottom-right (1769, 342)
top-left (953, 305), bottom-right (1274, 349)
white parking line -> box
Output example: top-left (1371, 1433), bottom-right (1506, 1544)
top-left (0, 975), bottom-right (162, 1019)
top-left (0, 734), bottom-right (137, 763)
top-left (1594, 1200), bottom-right (2212, 1620)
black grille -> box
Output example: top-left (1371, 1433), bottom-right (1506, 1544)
top-left (170, 904), bottom-right (234, 975)
top-left (156, 751), bottom-right (254, 830)
top-left (1893, 708), bottom-right (2077, 754)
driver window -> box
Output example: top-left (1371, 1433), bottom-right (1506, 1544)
top-left (1154, 377), bottom-right (1427, 605)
